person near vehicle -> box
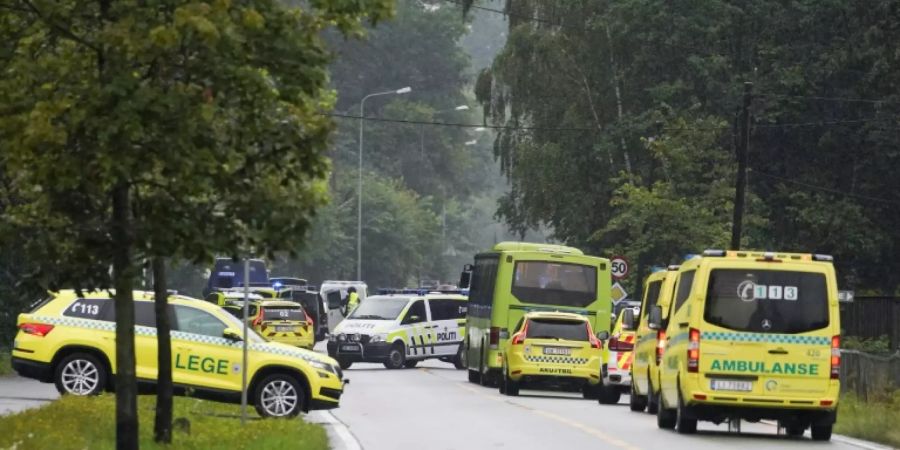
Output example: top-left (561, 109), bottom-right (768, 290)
top-left (346, 286), bottom-right (360, 313)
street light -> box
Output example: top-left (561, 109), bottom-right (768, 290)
top-left (420, 104), bottom-right (470, 155)
top-left (358, 86), bottom-right (411, 281)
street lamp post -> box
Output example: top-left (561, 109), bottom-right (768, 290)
top-left (420, 105), bottom-right (469, 155)
top-left (358, 87), bottom-right (411, 281)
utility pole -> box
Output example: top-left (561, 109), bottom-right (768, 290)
top-left (730, 82), bottom-right (753, 250)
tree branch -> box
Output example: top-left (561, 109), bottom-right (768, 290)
top-left (20, 0), bottom-right (99, 51)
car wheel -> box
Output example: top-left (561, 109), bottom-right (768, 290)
top-left (503, 369), bottom-right (519, 396)
top-left (337, 358), bottom-right (353, 370)
top-left (453, 344), bottom-right (466, 370)
top-left (656, 394), bottom-right (676, 429)
top-left (403, 360), bottom-right (418, 369)
top-left (780, 421), bottom-right (806, 437)
top-left (811, 424), bottom-right (832, 441)
top-left (647, 384), bottom-right (660, 414)
top-left (468, 369), bottom-right (480, 384)
top-left (630, 384), bottom-right (648, 412)
top-left (675, 389), bottom-right (697, 434)
top-left (383, 344), bottom-right (406, 370)
top-left (582, 384), bottom-right (600, 400)
top-left (597, 383), bottom-right (621, 404)
top-left (54, 353), bottom-right (107, 396)
top-left (254, 373), bottom-right (305, 418)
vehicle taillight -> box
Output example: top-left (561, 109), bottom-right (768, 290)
top-left (656, 330), bottom-right (666, 365)
top-left (587, 323), bottom-right (602, 349)
top-left (19, 323), bottom-right (54, 337)
top-left (512, 321), bottom-right (529, 345)
top-left (687, 328), bottom-right (701, 373)
top-left (489, 327), bottom-right (500, 349)
top-left (609, 336), bottom-right (633, 352)
top-left (831, 335), bottom-right (840, 380)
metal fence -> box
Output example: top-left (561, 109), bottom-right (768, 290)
top-left (840, 349), bottom-right (900, 400)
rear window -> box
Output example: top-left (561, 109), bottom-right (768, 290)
top-left (704, 269), bottom-right (829, 333)
top-left (512, 261), bottom-right (598, 307)
top-left (527, 318), bottom-right (589, 341)
top-left (262, 306), bottom-right (305, 321)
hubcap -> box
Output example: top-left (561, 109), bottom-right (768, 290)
top-left (61, 359), bottom-right (99, 395)
top-left (260, 380), bottom-right (299, 417)
top-left (391, 351), bottom-right (402, 366)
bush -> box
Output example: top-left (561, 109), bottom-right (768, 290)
top-left (0, 394), bottom-right (328, 450)
top-left (842, 335), bottom-right (892, 354)
top-left (0, 349), bottom-right (10, 376)
top-left (835, 393), bottom-right (900, 448)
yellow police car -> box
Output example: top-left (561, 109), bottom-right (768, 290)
top-left (499, 311), bottom-right (604, 397)
top-left (654, 250), bottom-right (840, 440)
top-left (206, 290), bottom-right (315, 350)
top-left (629, 266), bottom-right (679, 413)
top-left (11, 290), bottom-right (345, 417)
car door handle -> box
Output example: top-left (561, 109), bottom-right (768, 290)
top-left (678, 322), bottom-right (689, 328)
top-left (768, 348), bottom-right (789, 355)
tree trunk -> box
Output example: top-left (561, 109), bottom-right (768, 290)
top-left (153, 257), bottom-right (173, 443)
top-left (111, 182), bottom-right (139, 450)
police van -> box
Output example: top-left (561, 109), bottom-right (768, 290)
top-left (649, 250), bottom-right (841, 440)
top-left (327, 293), bottom-right (467, 370)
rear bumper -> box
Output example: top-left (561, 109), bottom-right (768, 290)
top-left (12, 356), bottom-right (53, 382)
top-left (684, 401), bottom-right (837, 425)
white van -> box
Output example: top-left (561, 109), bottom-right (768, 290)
top-left (319, 281), bottom-right (368, 332)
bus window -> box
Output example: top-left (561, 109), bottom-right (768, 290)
top-left (511, 261), bottom-right (597, 307)
top-left (470, 257), bottom-right (499, 306)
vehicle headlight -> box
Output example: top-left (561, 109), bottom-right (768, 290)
top-left (336, 333), bottom-right (347, 342)
top-left (309, 360), bottom-right (333, 373)
top-left (369, 333), bottom-right (387, 343)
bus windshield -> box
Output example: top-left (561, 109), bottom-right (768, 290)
top-left (511, 261), bottom-right (598, 307)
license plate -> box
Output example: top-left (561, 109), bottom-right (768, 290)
top-left (710, 379), bottom-right (753, 392)
top-left (275, 325), bottom-right (294, 332)
top-left (542, 347), bottom-right (571, 356)
top-left (340, 344), bottom-right (360, 352)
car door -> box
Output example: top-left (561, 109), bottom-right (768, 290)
top-left (171, 305), bottom-right (242, 392)
top-left (659, 270), bottom-right (696, 405)
top-left (400, 300), bottom-right (429, 358)
top-left (427, 298), bottom-right (466, 357)
top-left (133, 302), bottom-right (161, 382)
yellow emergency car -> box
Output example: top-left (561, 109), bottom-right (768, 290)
top-left (499, 311), bottom-right (604, 398)
top-left (11, 290), bottom-right (344, 417)
top-left (653, 250), bottom-right (840, 440)
top-left (629, 266), bottom-right (679, 413)
top-left (206, 290), bottom-right (315, 350)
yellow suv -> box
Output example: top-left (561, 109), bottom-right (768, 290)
top-left (499, 311), bottom-right (604, 398)
top-left (653, 250), bottom-right (840, 440)
top-left (629, 266), bottom-right (679, 413)
top-left (206, 290), bottom-right (314, 349)
top-left (11, 290), bottom-right (345, 417)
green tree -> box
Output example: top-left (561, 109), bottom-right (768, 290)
top-left (0, 0), bottom-right (392, 447)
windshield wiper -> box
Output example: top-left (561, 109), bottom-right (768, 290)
top-left (352, 314), bottom-right (387, 320)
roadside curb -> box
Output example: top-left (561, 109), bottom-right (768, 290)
top-left (307, 410), bottom-right (362, 450)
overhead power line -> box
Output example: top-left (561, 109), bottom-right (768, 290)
top-left (750, 169), bottom-right (900, 206)
top-left (756, 92), bottom-right (900, 106)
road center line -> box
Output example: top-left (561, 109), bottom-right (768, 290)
top-left (455, 382), bottom-right (642, 450)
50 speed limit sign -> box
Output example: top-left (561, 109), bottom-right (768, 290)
top-left (610, 256), bottom-right (629, 280)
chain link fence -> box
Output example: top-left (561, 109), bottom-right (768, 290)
top-left (840, 349), bottom-right (900, 401)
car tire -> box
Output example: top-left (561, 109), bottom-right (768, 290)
top-left (811, 424), bottom-right (832, 441)
top-left (383, 343), bottom-right (406, 370)
top-left (468, 369), bottom-right (480, 384)
top-left (647, 385), bottom-right (660, 414)
top-left (582, 384), bottom-right (600, 400)
top-left (597, 384), bottom-right (621, 404)
top-left (781, 421), bottom-right (806, 437)
top-left (657, 395), bottom-right (676, 429)
top-left (254, 373), bottom-right (305, 418)
top-left (403, 360), bottom-right (418, 369)
top-left (675, 389), bottom-right (697, 434)
top-left (54, 352), bottom-right (107, 396)
top-left (336, 358), bottom-right (353, 370)
top-left (452, 345), bottom-right (466, 370)
top-left (630, 384), bottom-right (648, 412)
top-left (503, 369), bottom-right (519, 396)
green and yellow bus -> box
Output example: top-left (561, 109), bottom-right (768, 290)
top-left (460, 242), bottom-right (611, 385)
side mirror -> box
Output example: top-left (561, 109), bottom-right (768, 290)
top-left (459, 265), bottom-right (473, 290)
top-left (596, 330), bottom-right (610, 341)
top-left (223, 328), bottom-right (243, 342)
top-left (648, 306), bottom-right (663, 330)
top-left (622, 308), bottom-right (635, 330)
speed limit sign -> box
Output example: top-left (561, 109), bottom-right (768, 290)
top-left (610, 256), bottom-right (629, 280)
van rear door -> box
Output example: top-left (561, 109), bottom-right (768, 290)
top-left (702, 268), bottom-right (832, 396)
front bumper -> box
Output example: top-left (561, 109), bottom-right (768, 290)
top-left (327, 340), bottom-right (393, 363)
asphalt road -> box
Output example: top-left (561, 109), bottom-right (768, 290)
top-left (333, 359), bottom-right (877, 450)
top-left (0, 358), bottom-right (884, 450)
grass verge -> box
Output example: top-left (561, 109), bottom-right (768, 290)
top-left (835, 393), bottom-right (900, 448)
top-left (0, 349), bottom-right (11, 376)
top-left (0, 394), bottom-right (329, 450)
